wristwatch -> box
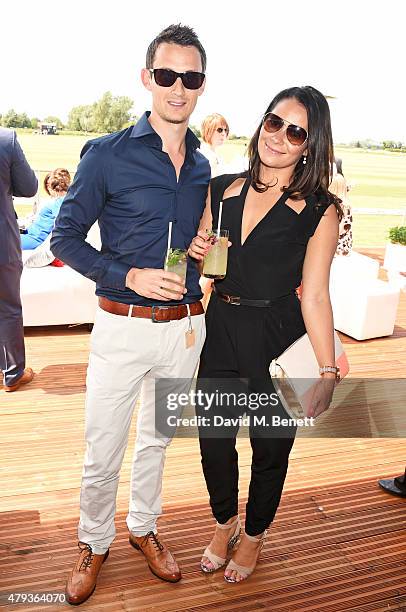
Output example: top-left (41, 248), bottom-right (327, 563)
top-left (319, 365), bottom-right (340, 380)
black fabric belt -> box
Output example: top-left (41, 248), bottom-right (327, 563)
top-left (214, 287), bottom-right (295, 307)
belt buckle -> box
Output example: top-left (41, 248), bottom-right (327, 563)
top-left (228, 295), bottom-right (240, 306)
top-left (151, 305), bottom-right (171, 323)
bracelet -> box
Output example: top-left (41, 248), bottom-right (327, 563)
top-left (319, 365), bottom-right (340, 380)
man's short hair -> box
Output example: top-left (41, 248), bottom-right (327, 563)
top-left (146, 24), bottom-right (207, 73)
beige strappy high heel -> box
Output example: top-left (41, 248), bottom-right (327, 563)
top-left (200, 516), bottom-right (241, 573)
top-left (224, 530), bottom-right (267, 583)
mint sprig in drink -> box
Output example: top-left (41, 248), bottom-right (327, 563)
top-left (165, 248), bottom-right (188, 283)
top-left (164, 222), bottom-right (187, 290)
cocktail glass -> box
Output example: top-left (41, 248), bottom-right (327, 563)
top-left (164, 248), bottom-right (188, 285)
top-left (202, 229), bottom-right (229, 280)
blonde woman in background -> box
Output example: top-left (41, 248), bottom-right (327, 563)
top-left (330, 158), bottom-right (352, 256)
top-left (200, 113), bottom-right (229, 176)
top-left (199, 114), bottom-right (230, 307)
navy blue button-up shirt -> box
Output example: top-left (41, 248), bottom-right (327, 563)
top-left (51, 112), bottom-right (210, 306)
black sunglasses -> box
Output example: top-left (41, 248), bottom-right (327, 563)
top-left (216, 127), bottom-right (228, 134)
top-left (262, 112), bottom-right (308, 146)
top-left (149, 68), bottom-right (205, 90)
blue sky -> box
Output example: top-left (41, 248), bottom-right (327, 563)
top-left (1, 0), bottom-right (405, 142)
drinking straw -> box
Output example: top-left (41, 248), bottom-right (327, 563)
top-left (216, 201), bottom-right (223, 237)
top-left (166, 221), bottom-right (173, 255)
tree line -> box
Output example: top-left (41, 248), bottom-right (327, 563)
top-left (349, 139), bottom-right (406, 152)
top-left (1, 93), bottom-right (248, 140)
top-left (0, 92), bottom-right (134, 134)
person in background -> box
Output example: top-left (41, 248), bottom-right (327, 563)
top-left (330, 158), bottom-right (352, 256)
top-left (200, 113), bottom-right (229, 177)
top-left (199, 114), bottom-right (230, 307)
top-left (21, 168), bottom-right (71, 250)
top-left (0, 127), bottom-right (38, 392)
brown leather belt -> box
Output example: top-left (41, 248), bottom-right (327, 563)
top-left (99, 297), bottom-right (204, 322)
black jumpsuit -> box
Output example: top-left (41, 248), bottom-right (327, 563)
top-left (197, 172), bottom-right (332, 536)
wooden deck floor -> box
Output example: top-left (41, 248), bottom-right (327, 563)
top-left (1, 249), bottom-right (405, 611)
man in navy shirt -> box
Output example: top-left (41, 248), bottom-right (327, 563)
top-left (52, 24), bottom-right (210, 605)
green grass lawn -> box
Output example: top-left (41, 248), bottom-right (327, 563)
top-left (352, 214), bottom-right (404, 247)
top-left (15, 133), bottom-right (406, 247)
top-left (17, 132), bottom-right (92, 195)
top-left (334, 146), bottom-right (406, 212)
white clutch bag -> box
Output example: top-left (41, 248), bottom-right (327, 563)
top-left (269, 332), bottom-right (349, 419)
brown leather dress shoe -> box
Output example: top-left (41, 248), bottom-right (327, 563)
top-left (65, 542), bottom-right (109, 606)
top-left (4, 368), bottom-right (34, 392)
top-left (129, 531), bottom-right (181, 583)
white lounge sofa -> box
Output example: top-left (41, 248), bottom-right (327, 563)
top-left (329, 252), bottom-right (400, 340)
top-left (21, 225), bottom-right (100, 327)
top-left (330, 251), bottom-right (380, 283)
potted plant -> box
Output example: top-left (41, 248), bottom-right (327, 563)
top-left (384, 226), bottom-right (406, 273)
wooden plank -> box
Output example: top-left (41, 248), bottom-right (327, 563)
top-left (0, 247), bottom-right (405, 611)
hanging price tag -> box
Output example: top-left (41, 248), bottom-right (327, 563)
top-left (185, 304), bottom-right (195, 348)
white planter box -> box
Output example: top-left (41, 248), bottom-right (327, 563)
top-left (387, 270), bottom-right (406, 292)
top-left (383, 242), bottom-right (406, 273)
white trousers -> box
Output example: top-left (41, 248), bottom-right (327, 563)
top-left (78, 306), bottom-right (206, 554)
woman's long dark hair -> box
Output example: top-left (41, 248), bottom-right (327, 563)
top-left (248, 86), bottom-right (342, 220)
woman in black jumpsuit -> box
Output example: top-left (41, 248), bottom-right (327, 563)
top-left (188, 86), bottom-right (342, 583)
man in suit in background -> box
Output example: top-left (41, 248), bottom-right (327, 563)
top-left (0, 127), bottom-right (38, 391)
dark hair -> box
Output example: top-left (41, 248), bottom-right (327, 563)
top-left (45, 168), bottom-right (71, 195)
top-left (248, 86), bottom-right (342, 219)
top-left (335, 157), bottom-right (344, 176)
top-left (146, 24), bottom-right (206, 72)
